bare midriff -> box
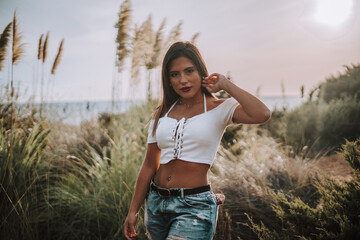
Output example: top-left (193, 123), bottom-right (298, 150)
top-left (153, 159), bottom-right (210, 188)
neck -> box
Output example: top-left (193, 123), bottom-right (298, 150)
top-left (179, 93), bottom-right (204, 107)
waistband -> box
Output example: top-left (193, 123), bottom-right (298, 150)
top-left (150, 180), bottom-right (211, 198)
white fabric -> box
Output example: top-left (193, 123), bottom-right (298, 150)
top-left (147, 96), bottom-right (239, 166)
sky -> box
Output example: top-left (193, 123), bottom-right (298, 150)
top-left (0, 0), bottom-right (359, 103)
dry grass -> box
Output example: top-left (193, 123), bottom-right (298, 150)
top-left (51, 39), bottom-right (64, 75)
top-left (11, 11), bottom-right (25, 65)
top-left (210, 124), bottom-right (353, 239)
top-left (42, 32), bottom-right (49, 63)
top-left (37, 34), bottom-right (43, 60)
top-left (314, 153), bottom-right (353, 182)
top-left (0, 22), bottom-right (12, 71)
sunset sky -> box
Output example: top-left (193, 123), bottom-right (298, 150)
top-left (0, 0), bottom-right (359, 102)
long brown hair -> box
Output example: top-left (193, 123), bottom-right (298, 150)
top-left (151, 41), bottom-right (213, 136)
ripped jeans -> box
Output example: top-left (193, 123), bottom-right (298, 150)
top-left (144, 184), bottom-right (218, 240)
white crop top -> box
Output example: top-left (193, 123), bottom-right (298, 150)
top-left (147, 94), bottom-right (239, 166)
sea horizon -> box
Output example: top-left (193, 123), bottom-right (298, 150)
top-left (17, 95), bottom-right (306, 125)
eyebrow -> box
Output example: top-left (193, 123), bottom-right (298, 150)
top-left (169, 66), bottom-right (195, 73)
top-left (184, 66), bottom-right (195, 71)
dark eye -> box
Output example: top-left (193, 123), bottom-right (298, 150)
top-left (187, 69), bottom-right (194, 74)
top-left (170, 72), bottom-right (178, 78)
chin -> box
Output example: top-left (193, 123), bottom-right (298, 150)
top-left (179, 92), bottom-right (194, 98)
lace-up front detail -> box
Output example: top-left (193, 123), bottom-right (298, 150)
top-left (165, 94), bottom-right (207, 160)
top-left (172, 117), bottom-right (186, 158)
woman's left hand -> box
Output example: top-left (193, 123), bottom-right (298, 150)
top-left (202, 73), bottom-right (229, 93)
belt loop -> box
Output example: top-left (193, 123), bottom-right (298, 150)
top-left (180, 188), bottom-right (184, 199)
top-left (150, 178), bottom-right (154, 191)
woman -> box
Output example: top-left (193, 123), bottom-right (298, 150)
top-left (124, 41), bottom-right (271, 240)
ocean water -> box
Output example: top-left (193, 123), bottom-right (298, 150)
top-left (39, 95), bottom-right (305, 125)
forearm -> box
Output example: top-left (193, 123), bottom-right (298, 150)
top-left (128, 164), bottom-right (156, 214)
top-left (222, 80), bottom-right (271, 121)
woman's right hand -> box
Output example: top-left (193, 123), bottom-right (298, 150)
top-left (124, 212), bottom-right (139, 239)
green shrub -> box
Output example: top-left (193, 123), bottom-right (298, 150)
top-left (264, 63), bottom-right (360, 156)
top-left (284, 95), bottom-right (360, 156)
top-left (317, 96), bottom-right (360, 152)
top-left (285, 102), bottom-right (320, 155)
top-left (260, 108), bottom-right (287, 142)
top-left (246, 139), bottom-right (360, 240)
top-left (318, 64), bottom-right (360, 103)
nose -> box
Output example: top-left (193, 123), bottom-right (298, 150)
top-left (179, 73), bottom-right (188, 84)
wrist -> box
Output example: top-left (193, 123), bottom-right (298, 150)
top-left (221, 78), bottom-right (234, 93)
top-left (128, 208), bottom-right (139, 216)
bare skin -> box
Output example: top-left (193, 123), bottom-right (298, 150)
top-left (154, 159), bottom-right (209, 188)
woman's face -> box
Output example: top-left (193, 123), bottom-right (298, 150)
top-left (168, 56), bottom-right (202, 100)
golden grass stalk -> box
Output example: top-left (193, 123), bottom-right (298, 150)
top-left (12, 11), bottom-right (25, 65)
top-left (142, 14), bottom-right (154, 70)
top-left (166, 20), bottom-right (182, 47)
top-left (149, 18), bottom-right (166, 70)
top-left (51, 39), bottom-right (64, 75)
top-left (43, 32), bottom-right (49, 63)
top-left (115, 0), bottom-right (132, 72)
top-left (0, 22), bottom-right (12, 71)
top-left (37, 34), bottom-right (43, 60)
top-left (190, 32), bottom-right (200, 45)
top-left (131, 24), bottom-right (141, 84)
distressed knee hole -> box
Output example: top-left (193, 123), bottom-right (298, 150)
top-left (167, 234), bottom-right (187, 240)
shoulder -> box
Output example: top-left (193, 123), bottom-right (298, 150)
top-left (207, 97), bottom-right (232, 111)
top-left (152, 106), bottom-right (168, 119)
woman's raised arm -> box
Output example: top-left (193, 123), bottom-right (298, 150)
top-left (202, 73), bottom-right (272, 124)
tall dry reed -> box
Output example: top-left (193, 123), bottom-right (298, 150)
top-left (11, 11), bottom-right (24, 67)
top-left (40, 32), bottom-right (49, 116)
top-left (130, 24), bottom-right (142, 85)
top-left (0, 22), bottom-right (12, 71)
top-left (37, 34), bottom-right (43, 60)
top-left (190, 32), bottom-right (200, 45)
top-left (51, 39), bottom-right (64, 75)
top-left (165, 20), bottom-right (182, 48)
top-left (114, 0), bottom-right (132, 73)
top-left (32, 34), bottom-right (44, 99)
top-left (150, 18), bottom-right (166, 70)
top-left (42, 32), bottom-right (49, 64)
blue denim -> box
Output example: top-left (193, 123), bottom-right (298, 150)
top-left (144, 183), bottom-right (218, 240)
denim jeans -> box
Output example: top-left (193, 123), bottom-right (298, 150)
top-left (144, 183), bottom-right (218, 240)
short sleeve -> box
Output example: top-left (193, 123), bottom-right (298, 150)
top-left (220, 98), bottom-right (240, 126)
top-left (147, 119), bottom-right (157, 143)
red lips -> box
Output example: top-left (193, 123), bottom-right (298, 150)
top-left (180, 87), bottom-right (191, 92)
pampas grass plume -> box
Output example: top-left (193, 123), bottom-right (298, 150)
top-left (37, 34), bottom-right (43, 60)
top-left (190, 32), bottom-right (200, 45)
top-left (0, 22), bottom-right (12, 71)
top-left (115, 0), bottom-right (132, 72)
top-left (12, 10), bottom-right (25, 65)
top-left (149, 18), bottom-right (166, 70)
top-left (42, 32), bottom-right (49, 63)
top-left (51, 39), bottom-right (64, 75)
